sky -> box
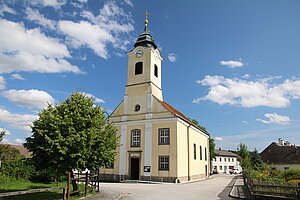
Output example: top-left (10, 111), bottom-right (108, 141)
top-left (0, 0), bottom-right (299, 151)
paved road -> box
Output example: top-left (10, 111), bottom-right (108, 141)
top-left (88, 174), bottom-right (238, 200)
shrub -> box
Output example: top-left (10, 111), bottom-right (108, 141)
top-left (0, 158), bottom-right (35, 180)
top-left (282, 168), bottom-right (300, 181)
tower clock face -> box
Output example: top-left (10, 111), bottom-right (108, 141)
top-left (136, 50), bottom-right (143, 58)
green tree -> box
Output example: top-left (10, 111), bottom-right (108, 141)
top-left (0, 129), bottom-right (5, 142)
top-left (0, 145), bottom-right (23, 163)
top-left (24, 92), bottom-right (118, 189)
top-left (237, 143), bottom-right (251, 169)
top-left (191, 119), bottom-right (215, 160)
top-left (250, 149), bottom-right (263, 169)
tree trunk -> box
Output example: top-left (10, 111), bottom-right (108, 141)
top-left (70, 171), bottom-right (78, 191)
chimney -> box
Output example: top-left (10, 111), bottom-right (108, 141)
top-left (278, 138), bottom-right (284, 146)
top-left (285, 141), bottom-right (291, 146)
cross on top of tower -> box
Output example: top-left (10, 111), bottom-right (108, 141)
top-left (144, 11), bottom-right (149, 24)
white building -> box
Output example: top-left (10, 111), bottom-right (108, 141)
top-left (212, 149), bottom-right (242, 174)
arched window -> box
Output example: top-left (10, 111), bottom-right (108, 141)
top-left (154, 64), bottom-right (158, 77)
top-left (200, 146), bottom-right (202, 160)
top-left (135, 62), bottom-right (143, 75)
top-left (131, 129), bottom-right (141, 147)
top-left (205, 147), bottom-right (207, 161)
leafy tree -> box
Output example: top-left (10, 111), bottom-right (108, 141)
top-left (0, 145), bottom-right (23, 163)
top-left (0, 129), bottom-right (5, 142)
top-left (237, 143), bottom-right (251, 169)
top-left (24, 92), bottom-right (118, 189)
top-left (191, 119), bottom-right (215, 160)
top-left (250, 149), bottom-right (263, 169)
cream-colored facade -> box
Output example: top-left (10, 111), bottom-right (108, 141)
top-left (100, 21), bottom-right (210, 183)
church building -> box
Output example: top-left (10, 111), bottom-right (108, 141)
top-left (101, 16), bottom-right (210, 183)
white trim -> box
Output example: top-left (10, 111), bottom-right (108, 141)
top-left (119, 125), bottom-right (127, 175)
top-left (147, 93), bottom-right (152, 112)
top-left (113, 117), bottom-right (178, 126)
top-left (121, 116), bottom-right (127, 121)
top-left (145, 113), bottom-right (152, 119)
top-left (177, 118), bottom-right (209, 138)
top-left (123, 95), bottom-right (128, 115)
top-left (144, 122), bottom-right (152, 176)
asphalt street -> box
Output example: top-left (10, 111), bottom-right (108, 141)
top-left (86, 174), bottom-right (238, 200)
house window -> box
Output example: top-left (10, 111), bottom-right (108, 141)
top-left (131, 129), bottom-right (141, 147)
top-left (135, 62), bottom-right (143, 75)
top-left (224, 158), bottom-right (226, 162)
top-left (194, 144), bottom-right (196, 159)
top-left (200, 146), bottom-right (202, 160)
top-left (159, 128), bottom-right (170, 145)
top-left (205, 147), bottom-right (207, 161)
top-left (159, 156), bottom-right (169, 170)
top-left (220, 158), bottom-right (222, 162)
top-left (154, 64), bottom-right (158, 77)
top-left (220, 166), bottom-right (223, 170)
top-left (232, 158), bottom-right (234, 162)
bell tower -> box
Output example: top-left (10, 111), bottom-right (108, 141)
top-left (123, 13), bottom-right (163, 116)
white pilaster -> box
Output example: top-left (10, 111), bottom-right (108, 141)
top-left (144, 122), bottom-right (152, 176)
top-left (119, 125), bottom-right (127, 175)
top-left (123, 95), bottom-right (128, 115)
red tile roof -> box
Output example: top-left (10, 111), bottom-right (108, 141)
top-left (159, 100), bottom-right (204, 133)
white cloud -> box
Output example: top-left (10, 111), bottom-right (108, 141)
top-left (0, 128), bottom-right (11, 135)
top-left (59, 20), bottom-right (114, 59)
top-left (0, 76), bottom-right (5, 89)
top-left (194, 75), bottom-right (300, 108)
top-left (0, 4), bottom-right (16, 16)
top-left (168, 53), bottom-right (177, 62)
top-left (81, 92), bottom-right (105, 103)
top-left (0, 19), bottom-right (81, 74)
top-left (25, 8), bottom-right (56, 30)
top-left (242, 74), bottom-right (250, 79)
top-left (215, 137), bottom-right (223, 141)
top-left (14, 138), bottom-right (24, 144)
top-left (27, 0), bottom-right (67, 8)
top-left (11, 74), bottom-right (25, 80)
top-left (124, 0), bottom-right (133, 7)
top-left (2, 89), bottom-right (55, 109)
top-left (0, 108), bottom-right (37, 132)
top-left (242, 121), bottom-right (249, 124)
top-left (256, 113), bottom-right (291, 125)
top-left (59, 1), bottom-right (134, 58)
top-left (220, 60), bottom-right (244, 68)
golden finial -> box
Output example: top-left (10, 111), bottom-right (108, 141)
top-left (144, 11), bottom-right (149, 24)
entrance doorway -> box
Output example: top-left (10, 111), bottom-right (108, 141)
top-left (130, 157), bottom-right (140, 180)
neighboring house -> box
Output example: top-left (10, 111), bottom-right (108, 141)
top-left (260, 138), bottom-right (300, 171)
top-left (212, 149), bottom-right (242, 174)
top-left (100, 19), bottom-right (210, 183)
top-left (0, 144), bottom-right (31, 158)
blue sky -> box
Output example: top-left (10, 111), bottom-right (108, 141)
top-left (0, 0), bottom-right (299, 151)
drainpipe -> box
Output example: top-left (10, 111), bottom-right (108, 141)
top-left (187, 124), bottom-right (191, 181)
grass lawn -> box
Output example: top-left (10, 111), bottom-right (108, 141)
top-left (0, 178), bottom-right (96, 200)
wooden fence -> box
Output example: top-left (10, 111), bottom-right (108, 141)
top-left (0, 171), bottom-right (100, 200)
top-left (244, 175), bottom-right (300, 199)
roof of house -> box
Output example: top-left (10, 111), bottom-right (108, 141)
top-left (0, 144), bottom-right (32, 158)
top-left (215, 149), bottom-right (239, 158)
top-left (260, 142), bottom-right (300, 165)
top-left (159, 101), bottom-right (207, 134)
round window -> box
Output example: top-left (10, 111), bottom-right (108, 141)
top-left (134, 104), bottom-right (141, 112)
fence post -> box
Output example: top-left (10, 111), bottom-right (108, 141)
top-left (85, 171), bottom-right (88, 196)
top-left (98, 171), bottom-right (100, 192)
top-left (298, 182), bottom-right (300, 199)
top-left (62, 188), bottom-right (66, 200)
top-left (67, 172), bottom-right (71, 200)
